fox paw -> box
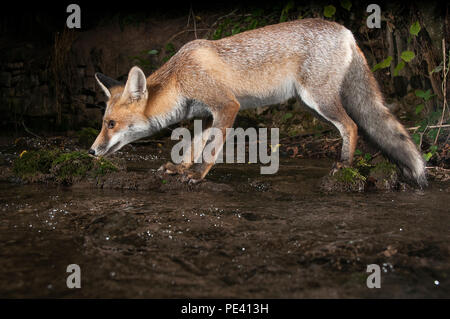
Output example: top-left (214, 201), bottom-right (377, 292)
top-left (180, 169), bottom-right (204, 185)
top-left (158, 162), bottom-right (189, 175)
top-left (329, 162), bottom-right (350, 176)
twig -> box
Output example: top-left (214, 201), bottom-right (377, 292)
top-left (434, 38), bottom-right (448, 145)
top-left (188, 5), bottom-right (198, 39)
top-left (22, 121), bottom-right (42, 139)
top-left (166, 29), bottom-right (211, 44)
top-left (210, 9), bottom-right (238, 28)
top-left (407, 124), bottom-right (450, 131)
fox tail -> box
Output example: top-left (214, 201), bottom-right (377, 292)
top-left (340, 44), bottom-right (427, 188)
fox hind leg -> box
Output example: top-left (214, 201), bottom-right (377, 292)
top-left (296, 86), bottom-right (358, 173)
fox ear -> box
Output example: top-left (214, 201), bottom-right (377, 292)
top-left (95, 73), bottom-right (121, 99)
top-left (123, 66), bottom-right (148, 101)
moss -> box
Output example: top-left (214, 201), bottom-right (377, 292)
top-left (13, 149), bottom-right (118, 184)
top-left (76, 127), bottom-right (99, 149)
top-left (355, 157), bottom-right (373, 177)
top-left (13, 149), bottom-right (60, 178)
top-left (370, 160), bottom-right (398, 176)
top-left (320, 167), bottom-right (366, 193)
top-left (51, 151), bottom-right (94, 184)
top-left (368, 160), bottom-right (400, 190)
top-left (95, 158), bottom-right (119, 176)
top-left (335, 167), bottom-right (366, 183)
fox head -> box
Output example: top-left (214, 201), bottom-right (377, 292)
top-left (89, 66), bottom-right (151, 157)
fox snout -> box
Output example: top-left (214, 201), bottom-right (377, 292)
top-left (89, 130), bottom-right (114, 157)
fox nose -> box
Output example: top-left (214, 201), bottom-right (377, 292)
top-left (88, 149), bottom-right (96, 156)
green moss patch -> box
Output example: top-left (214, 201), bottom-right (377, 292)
top-left (13, 149), bottom-right (118, 185)
top-left (334, 167), bottom-right (366, 184)
top-left (320, 167), bottom-right (366, 192)
top-left (367, 160), bottom-right (400, 190)
top-left (320, 157), bottom-right (403, 193)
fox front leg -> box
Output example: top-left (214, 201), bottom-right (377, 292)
top-left (157, 116), bottom-right (213, 176)
top-left (158, 162), bottom-right (191, 175)
top-left (180, 100), bottom-right (240, 184)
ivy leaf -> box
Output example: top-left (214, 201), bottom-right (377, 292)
top-left (415, 103), bottom-right (424, 114)
top-left (323, 5), bottom-right (336, 18)
top-left (400, 51), bottom-right (415, 62)
top-left (409, 21), bottom-right (421, 36)
top-left (147, 49), bottom-right (158, 55)
top-left (372, 56), bottom-right (393, 72)
top-left (415, 89), bottom-right (434, 101)
top-left (340, 0), bottom-right (352, 11)
top-left (423, 152), bottom-right (432, 161)
top-left (393, 61), bottom-right (405, 76)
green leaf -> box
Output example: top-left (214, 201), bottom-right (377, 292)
top-left (424, 152), bottom-right (432, 161)
top-left (393, 61), bottom-right (405, 76)
top-left (427, 128), bottom-right (438, 141)
top-left (400, 50), bottom-right (415, 62)
top-left (231, 26), bottom-right (241, 35)
top-left (429, 145), bottom-right (438, 154)
top-left (280, 1), bottom-right (295, 22)
top-left (364, 153), bottom-right (372, 161)
top-left (409, 21), bottom-right (421, 36)
top-left (415, 103), bottom-right (424, 115)
top-left (412, 133), bottom-right (421, 145)
top-left (340, 0), bottom-right (352, 11)
top-left (147, 49), bottom-right (158, 55)
top-left (354, 149), bottom-right (363, 156)
top-left (414, 89), bottom-right (434, 101)
top-left (430, 63), bottom-right (443, 75)
top-left (372, 56), bottom-right (393, 72)
top-left (323, 5), bottom-right (336, 18)
top-left (283, 113), bottom-right (293, 121)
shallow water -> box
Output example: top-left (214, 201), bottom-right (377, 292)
top-left (0, 155), bottom-right (448, 298)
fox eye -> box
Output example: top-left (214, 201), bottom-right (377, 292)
top-left (108, 120), bottom-right (116, 129)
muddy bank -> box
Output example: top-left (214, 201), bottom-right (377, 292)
top-left (2, 134), bottom-right (448, 193)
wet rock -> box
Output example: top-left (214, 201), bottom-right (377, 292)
top-left (367, 160), bottom-right (400, 191)
top-left (319, 167), bottom-right (366, 193)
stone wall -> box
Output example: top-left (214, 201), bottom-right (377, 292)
top-left (0, 15), bottom-right (192, 133)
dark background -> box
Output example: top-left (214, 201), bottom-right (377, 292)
top-left (0, 0), bottom-right (448, 133)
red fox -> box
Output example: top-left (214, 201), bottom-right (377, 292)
top-left (90, 18), bottom-right (427, 187)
